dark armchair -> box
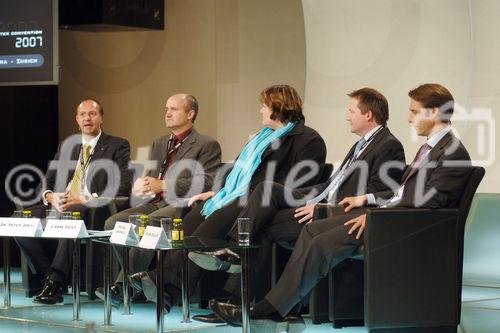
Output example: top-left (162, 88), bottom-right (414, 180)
top-left (310, 166), bottom-right (484, 332)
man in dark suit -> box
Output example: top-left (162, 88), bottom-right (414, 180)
top-left (96, 93), bottom-right (222, 306)
top-left (190, 88), bottom-right (405, 323)
top-left (211, 83), bottom-right (472, 330)
top-left (16, 99), bottom-right (133, 304)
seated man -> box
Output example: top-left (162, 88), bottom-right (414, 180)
top-left (95, 93), bottom-right (221, 306)
top-left (127, 84), bottom-right (327, 312)
top-left (16, 99), bottom-right (133, 304)
top-left (190, 87), bottom-right (406, 323)
top-left (210, 83), bottom-right (473, 331)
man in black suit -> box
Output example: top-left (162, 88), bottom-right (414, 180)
top-left (211, 83), bottom-right (472, 329)
top-left (95, 93), bottom-right (221, 306)
top-left (190, 88), bottom-right (405, 323)
top-left (16, 99), bottom-right (133, 304)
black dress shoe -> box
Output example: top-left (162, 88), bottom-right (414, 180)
top-left (95, 285), bottom-right (123, 308)
top-left (131, 290), bottom-right (148, 303)
top-left (211, 299), bottom-right (301, 331)
top-left (192, 313), bottom-right (224, 324)
top-left (193, 299), bottom-right (235, 323)
top-left (188, 248), bottom-right (241, 273)
top-left (128, 271), bottom-right (155, 292)
top-left (33, 279), bottom-right (64, 304)
top-left (210, 300), bottom-right (244, 326)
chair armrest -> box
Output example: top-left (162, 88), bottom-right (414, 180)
top-left (363, 208), bottom-right (460, 328)
top-left (364, 208), bottom-right (459, 253)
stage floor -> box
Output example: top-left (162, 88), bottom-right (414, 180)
top-left (1, 270), bottom-right (499, 332)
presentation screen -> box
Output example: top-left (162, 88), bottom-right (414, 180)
top-left (0, 0), bottom-right (58, 86)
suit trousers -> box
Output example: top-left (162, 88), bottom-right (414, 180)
top-left (161, 198), bottom-right (246, 295)
top-left (264, 208), bottom-right (366, 316)
top-left (104, 201), bottom-right (182, 284)
top-left (15, 204), bottom-right (89, 284)
top-left (223, 182), bottom-right (309, 299)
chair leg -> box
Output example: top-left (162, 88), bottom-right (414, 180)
top-left (329, 259), bottom-right (364, 326)
top-left (309, 276), bottom-right (330, 324)
top-left (198, 299), bottom-right (209, 309)
top-left (21, 254), bottom-right (43, 298)
top-left (333, 319), bottom-right (364, 329)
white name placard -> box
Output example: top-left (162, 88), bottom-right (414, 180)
top-left (139, 226), bottom-right (171, 249)
top-left (0, 218), bottom-right (43, 237)
top-left (42, 219), bottom-right (89, 238)
top-left (110, 221), bottom-right (139, 246)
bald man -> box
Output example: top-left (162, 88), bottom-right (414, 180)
top-left (96, 94), bottom-right (221, 306)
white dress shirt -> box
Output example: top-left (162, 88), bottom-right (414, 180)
top-left (324, 125), bottom-right (382, 202)
top-left (42, 131), bottom-right (102, 204)
top-left (366, 126), bottom-right (451, 206)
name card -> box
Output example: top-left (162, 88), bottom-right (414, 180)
top-left (0, 218), bottom-right (43, 237)
top-left (139, 226), bottom-right (171, 249)
top-left (42, 219), bottom-right (89, 238)
top-left (110, 221), bottom-right (139, 246)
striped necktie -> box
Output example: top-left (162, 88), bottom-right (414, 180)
top-left (378, 143), bottom-right (432, 207)
top-left (401, 143), bottom-right (432, 185)
top-left (352, 137), bottom-right (366, 160)
top-left (308, 138), bottom-right (367, 204)
top-left (69, 143), bottom-right (92, 195)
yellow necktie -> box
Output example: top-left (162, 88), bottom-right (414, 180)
top-left (69, 143), bottom-right (92, 195)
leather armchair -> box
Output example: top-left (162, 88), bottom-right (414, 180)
top-left (310, 166), bottom-right (484, 332)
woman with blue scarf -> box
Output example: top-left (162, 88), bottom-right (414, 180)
top-left (182, 85), bottom-right (327, 237)
top-left (129, 85), bottom-right (327, 310)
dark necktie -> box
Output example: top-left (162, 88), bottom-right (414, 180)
top-left (401, 143), bottom-right (432, 185)
top-left (309, 137), bottom-right (367, 204)
top-left (378, 143), bottom-right (432, 207)
top-left (151, 136), bottom-right (181, 203)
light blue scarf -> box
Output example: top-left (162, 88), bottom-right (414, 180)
top-left (201, 122), bottom-right (296, 218)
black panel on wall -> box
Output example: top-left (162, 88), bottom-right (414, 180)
top-left (59, 0), bottom-right (164, 31)
top-left (0, 85), bottom-right (58, 266)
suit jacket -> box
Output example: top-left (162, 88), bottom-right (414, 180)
top-left (220, 119), bottom-right (327, 192)
top-left (301, 127), bottom-right (405, 202)
top-left (42, 132), bottom-right (132, 197)
top-left (147, 128), bottom-right (222, 200)
top-left (374, 131), bottom-right (471, 209)
top-left (251, 119), bottom-right (327, 190)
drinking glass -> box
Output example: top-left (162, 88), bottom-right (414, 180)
top-left (237, 218), bottom-right (251, 246)
top-left (128, 214), bottom-right (142, 235)
top-left (60, 212), bottom-right (73, 220)
top-left (160, 217), bottom-right (173, 242)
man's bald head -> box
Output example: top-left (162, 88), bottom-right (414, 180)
top-left (76, 99), bottom-right (104, 116)
top-left (169, 94), bottom-right (198, 122)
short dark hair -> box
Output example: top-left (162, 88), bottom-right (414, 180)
top-left (348, 88), bottom-right (388, 126)
top-left (408, 83), bottom-right (454, 123)
top-left (259, 84), bottom-right (304, 123)
top-left (184, 94), bottom-right (198, 122)
top-left (78, 98), bottom-right (104, 115)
